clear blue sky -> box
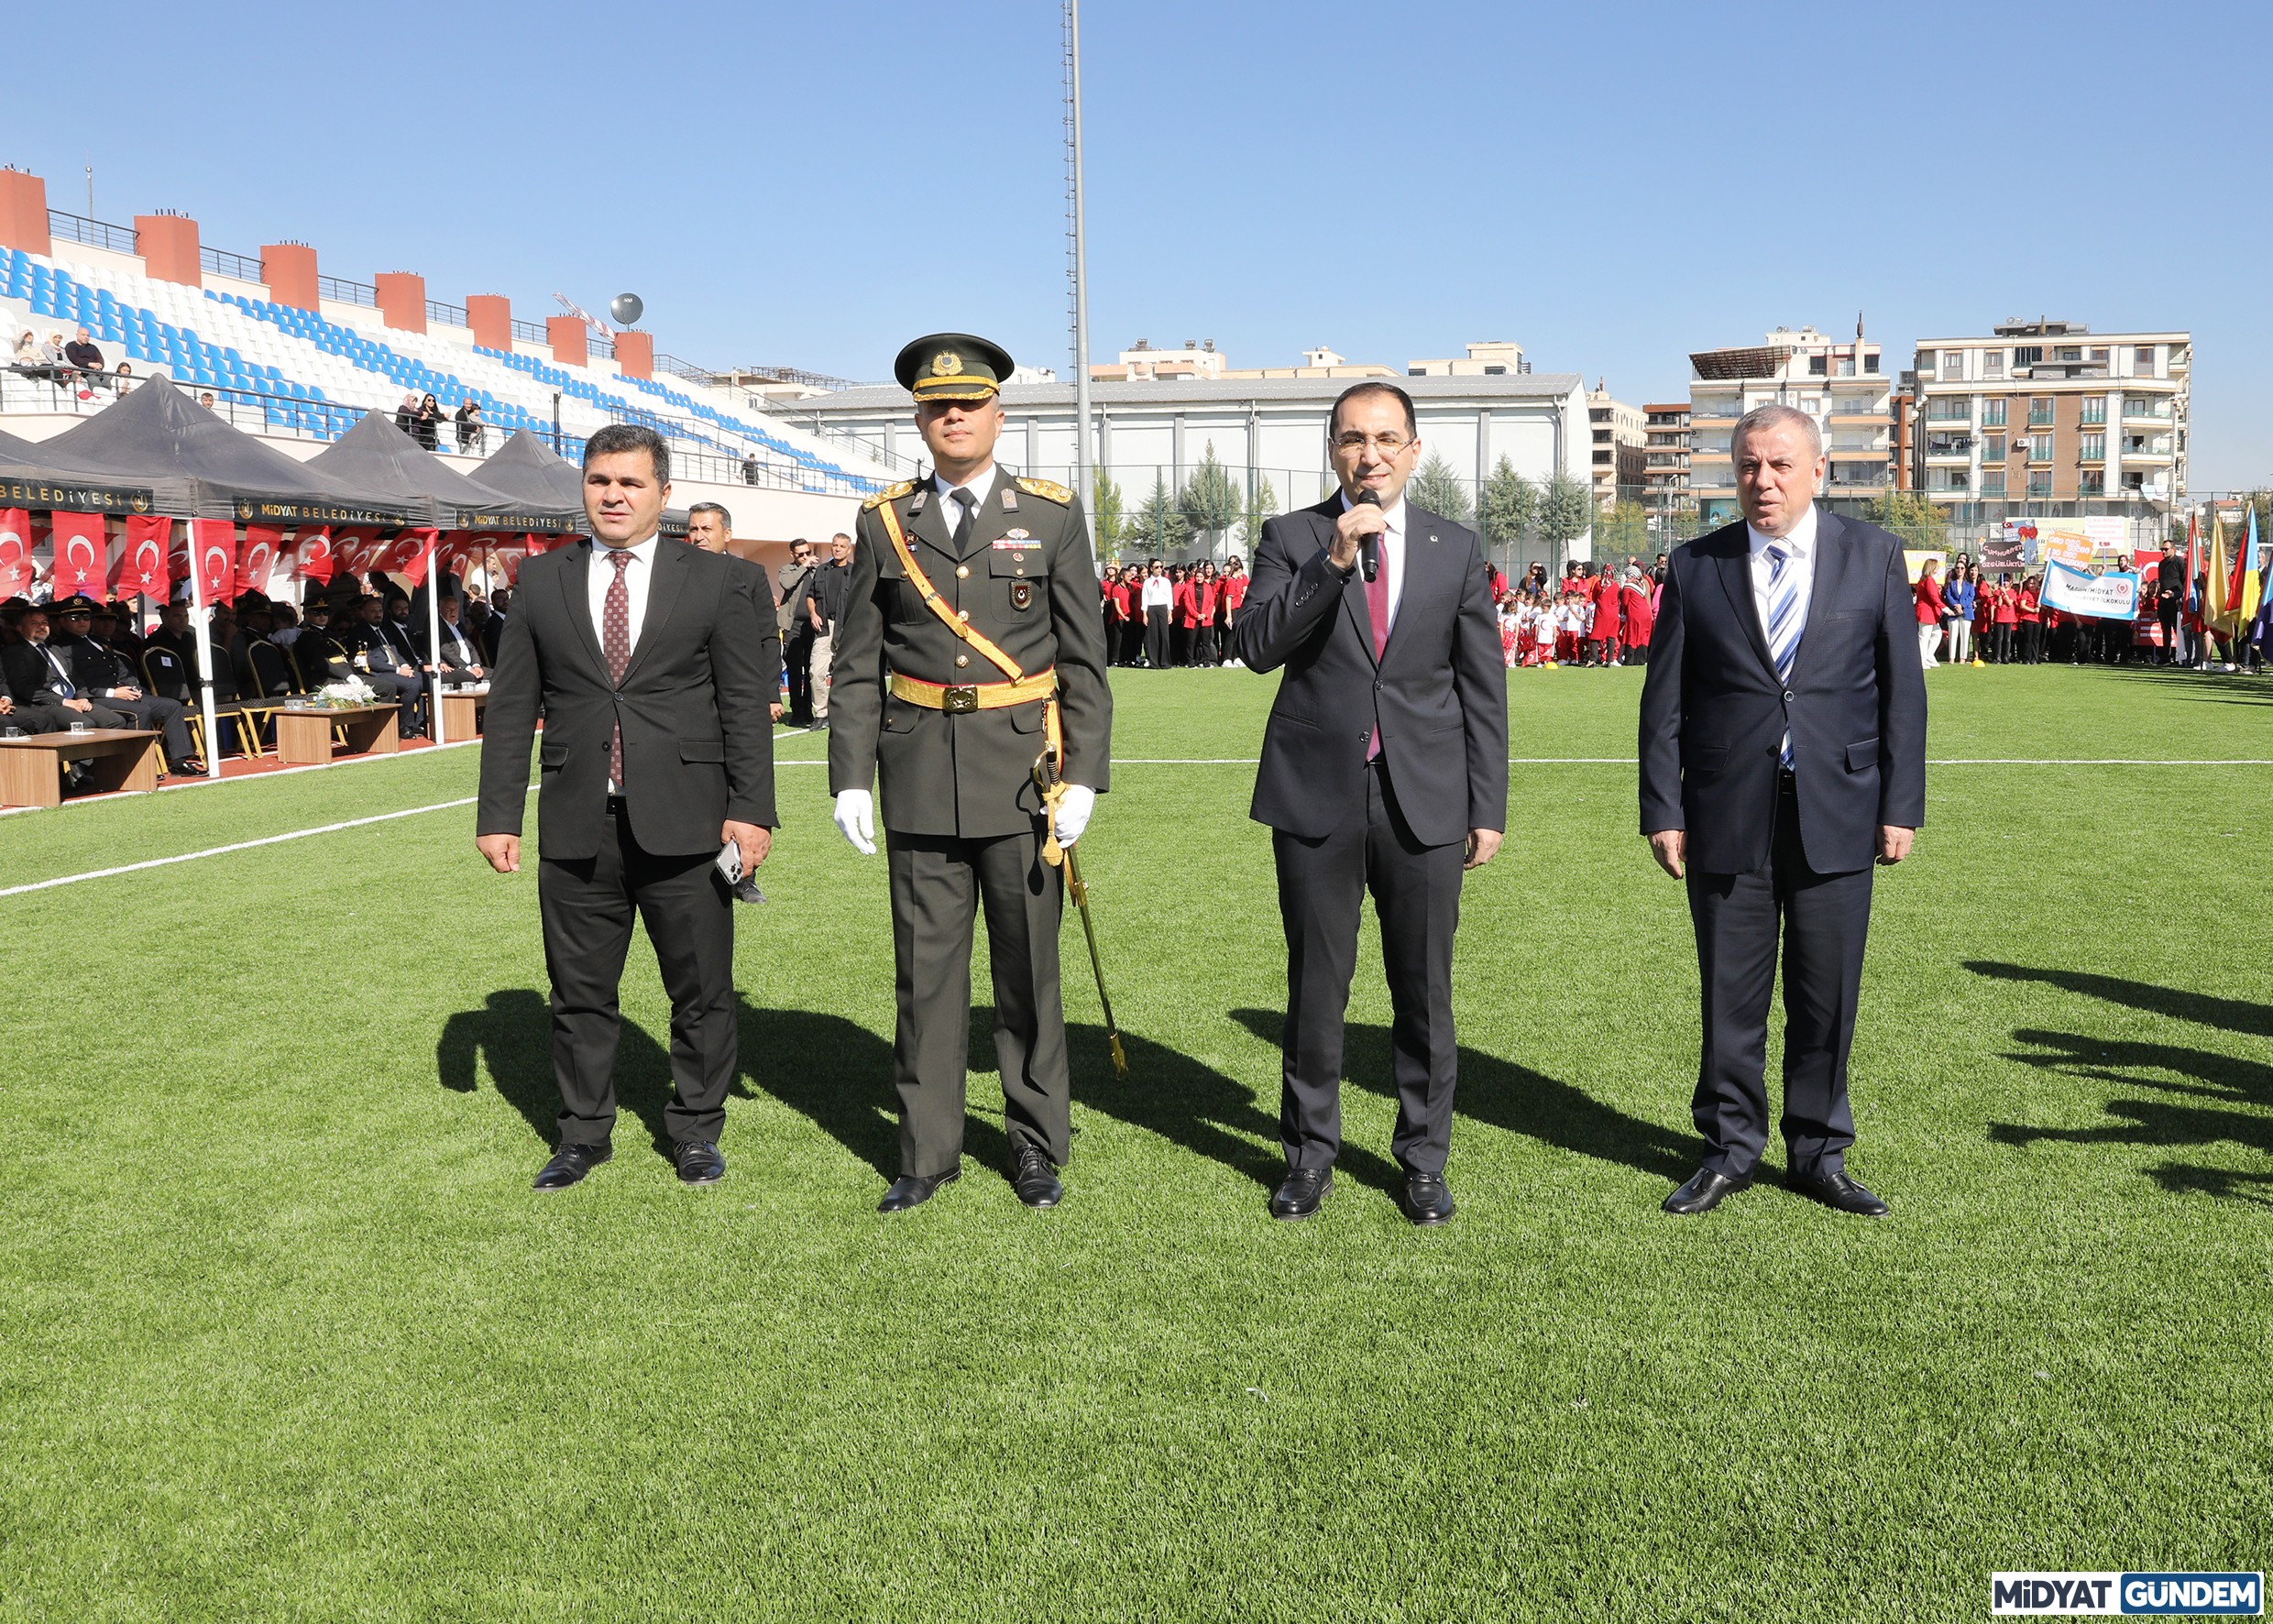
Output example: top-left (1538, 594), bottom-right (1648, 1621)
top-left (11, 1), bottom-right (2268, 486)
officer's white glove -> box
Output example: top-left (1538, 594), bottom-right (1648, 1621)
top-left (832, 789), bottom-right (877, 856)
top-left (1053, 784), bottom-right (1096, 849)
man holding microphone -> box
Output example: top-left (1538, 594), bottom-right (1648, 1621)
top-left (1233, 382), bottom-right (1508, 1224)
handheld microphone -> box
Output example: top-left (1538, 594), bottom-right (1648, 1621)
top-left (1356, 488), bottom-right (1380, 582)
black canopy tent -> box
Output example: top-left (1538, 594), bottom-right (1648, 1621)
top-left (475, 429), bottom-right (689, 538)
top-left (307, 412), bottom-right (578, 534)
top-left (0, 421), bottom-right (160, 517)
top-left (32, 378), bottom-right (408, 527)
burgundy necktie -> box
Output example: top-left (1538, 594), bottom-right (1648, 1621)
top-left (603, 549), bottom-right (632, 785)
top-left (1364, 538), bottom-right (1389, 760)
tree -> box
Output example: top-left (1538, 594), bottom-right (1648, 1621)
top-left (1594, 499), bottom-right (1650, 563)
top-left (1863, 488), bottom-right (1949, 549)
top-left (1178, 443), bottom-right (1241, 557)
top-left (1134, 475), bottom-right (1189, 556)
top-left (1407, 451), bottom-right (1472, 524)
top-left (1240, 473), bottom-right (1278, 556)
top-left (1538, 472), bottom-right (1593, 565)
top-left (1091, 468), bottom-right (1126, 560)
top-left (1478, 456), bottom-right (1536, 557)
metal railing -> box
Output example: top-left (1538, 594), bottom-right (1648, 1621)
top-left (201, 245), bottom-right (263, 284)
top-left (426, 298), bottom-right (469, 330)
top-left (510, 317), bottom-right (548, 347)
top-left (317, 274), bottom-right (377, 308)
top-left (47, 208), bottom-right (137, 256)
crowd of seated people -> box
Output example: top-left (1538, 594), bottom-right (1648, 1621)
top-left (0, 572), bottom-right (509, 781)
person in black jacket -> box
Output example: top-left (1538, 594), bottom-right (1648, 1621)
top-left (3, 604), bottom-right (132, 730)
top-left (1231, 381), bottom-right (1508, 1226)
top-left (684, 502), bottom-right (782, 721)
top-left (48, 596), bottom-right (202, 773)
top-left (416, 594), bottom-right (489, 686)
top-left (337, 595), bottom-right (424, 738)
top-left (475, 425), bottom-right (775, 1192)
top-left (1637, 405), bottom-right (1927, 1221)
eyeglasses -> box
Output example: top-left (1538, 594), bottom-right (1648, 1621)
top-left (1331, 433), bottom-right (1411, 455)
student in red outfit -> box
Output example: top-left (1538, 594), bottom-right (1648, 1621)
top-left (1218, 557), bottom-right (1249, 667)
top-left (1189, 563), bottom-right (1220, 666)
top-left (1990, 572), bottom-right (2019, 664)
top-left (1620, 568), bottom-right (1654, 667)
top-left (1971, 570), bottom-right (1994, 660)
top-left (1589, 566), bottom-right (1622, 666)
top-left (2015, 574), bottom-right (2044, 664)
top-left (1913, 558), bottom-right (1946, 668)
top-left (1169, 565), bottom-right (1195, 667)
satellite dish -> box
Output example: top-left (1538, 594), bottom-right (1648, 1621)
top-left (609, 293), bottom-right (643, 328)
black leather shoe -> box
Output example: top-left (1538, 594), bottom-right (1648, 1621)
top-left (1010, 1145), bottom-right (1063, 1209)
top-left (1663, 1166), bottom-right (1751, 1215)
top-left (878, 1168), bottom-right (959, 1213)
top-left (672, 1139), bottom-right (726, 1185)
top-left (1788, 1169), bottom-right (1888, 1217)
top-left (1269, 1168), bottom-right (1332, 1221)
top-left (1400, 1170), bottom-right (1455, 1226)
top-left (534, 1141), bottom-right (610, 1191)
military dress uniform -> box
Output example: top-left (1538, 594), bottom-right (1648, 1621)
top-left (828, 335), bottom-right (1113, 1203)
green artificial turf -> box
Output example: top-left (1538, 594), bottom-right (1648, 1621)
top-left (0, 663), bottom-right (2267, 1620)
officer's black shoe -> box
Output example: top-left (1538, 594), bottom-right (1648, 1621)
top-left (1010, 1145), bottom-right (1062, 1209)
top-left (1400, 1170), bottom-right (1455, 1226)
top-left (1268, 1168), bottom-right (1332, 1221)
top-left (1663, 1166), bottom-right (1751, 1215)
top-left (673, 1139), bottom-right (726, 1186)
top-left (878, 1168), bottom-right (959, 1213)
top-left (534, 1141), bottom-right (611, 1191)
top-left (1788, 1168), bottom-right (1888, 1217)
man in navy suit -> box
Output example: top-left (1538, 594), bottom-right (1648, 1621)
top-left (1234, 382), bottom-right (1509, 1225)
top-left (1638, 404), bottom-right (1927, 1218)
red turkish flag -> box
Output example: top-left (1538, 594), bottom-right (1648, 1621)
top-left (291, 526), bottom-right (335, 585)
top-left (440, 531), bottom-right (478, 579)
top-left (190, 518), bottom-right (237, 604)
top-left (334, 527), bottom-right (381, 579)
top-left (113, 516), bottom-right (172, 598)
top-left (239, 525), bottom-right (284, 598)
top-left (49, 512), bottom-right (107, 598)
top-left (0, 509), bottom-right (32, 598)
top-left (522, 530), bottom-right (552, 557)
top-left (381, 528), bottom-right (436, 588)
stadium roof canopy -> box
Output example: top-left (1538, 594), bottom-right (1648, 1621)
top-left (31, 379), bottom-right (409, 524)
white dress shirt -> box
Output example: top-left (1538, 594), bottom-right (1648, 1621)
top-left (1338, 488), bottom-right (1409, 638)
top-left (586, 533), bottom-right (660, 665)
top-left (1744, 500), bottom-right (1819, 657)
top-left (587, 532), bottom-right (659, 796)
top-left (933, 463), bottom-right (998, 535)
top-left (1140, 573), bottom-right (1174, 611)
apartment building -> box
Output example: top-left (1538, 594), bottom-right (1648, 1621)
top-left (1686, 324), bottom-right (1892, 525)
top-left (1585, 380), bottom-right (1646, 509)
top-left (1642, 401), bottom-right (1689, 511)
top-left (1908, 320), bottom-right (2189, 509)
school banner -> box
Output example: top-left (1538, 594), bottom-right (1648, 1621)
top-left (2006, 516), bottom-right (2127, 567)
top-left (1904, 550), bottom-right (1947, 584)
top-left (2040, 558), bottom-right (2138, 620)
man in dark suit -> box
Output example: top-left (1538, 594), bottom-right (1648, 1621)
top-left (47, 595), bottom-right (203, 774)
top-left (4, 604), bottom-right (132, 731)
top-left (477, 423), bottom-right (777, 1192)
top-left (338, 595), bottom-right (424, 738)
top-left (415, 594), bottom-right (489, 686)
top-left (683, 501), bottom-right (783, 723)
top-left (1232, 381), bottom-right (1509, 1225)
top-left (1638, 404), bottom-right (1927, 1219)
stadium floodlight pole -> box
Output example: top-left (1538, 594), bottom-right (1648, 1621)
top-left (1065, 0), bottom-right (1094, 550)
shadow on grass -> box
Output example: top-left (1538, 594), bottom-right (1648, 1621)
top-left (2102, 662), bottom-right (2273, 708)
top-left (1224, 1007), bottom-right (1693, 1184)
top-left (436, 987), bottom-right (679, 1158)
top-left (1972, 962), bottom-right (2273, 1206)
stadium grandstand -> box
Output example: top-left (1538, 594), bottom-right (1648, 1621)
top-left (0, 169), bottom-right (906, 516)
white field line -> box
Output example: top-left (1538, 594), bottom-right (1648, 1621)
top-left (8, 755), bottom-right (2269, 899)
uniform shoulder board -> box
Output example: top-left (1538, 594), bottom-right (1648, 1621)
top-left (1015, 476), bottom-right (1074, 506)
top-left (862, 478), bottom-right (916, 511)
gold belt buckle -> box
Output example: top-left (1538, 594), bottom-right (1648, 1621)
top-left (941, 684), bottom-right (980, 713)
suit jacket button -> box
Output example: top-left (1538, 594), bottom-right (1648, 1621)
top-left (1783, 689), bottom-right (1795, 702)
top-left (955, 565), bottom-right (969, 579)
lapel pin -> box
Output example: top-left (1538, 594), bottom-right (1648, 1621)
top-left (1002, 487), bottom-right (1019, 510)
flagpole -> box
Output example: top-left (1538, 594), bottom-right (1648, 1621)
top-left (425, 532), bottom-right (446, 747)
top-left (187, 520), bottom-right (221, 780)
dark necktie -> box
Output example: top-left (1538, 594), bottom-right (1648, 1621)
top-left (43, 646), bottom-right (74, 698)
top-left (603, 549), bottom-right (632, 785)
top-left (1364, 534), bottom-right (1389, 761)
top-left (950, 487), bottom-right (979, 550)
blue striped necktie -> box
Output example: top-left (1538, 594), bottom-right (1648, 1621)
top-left (1764, 542), bottom-right (1801, 766)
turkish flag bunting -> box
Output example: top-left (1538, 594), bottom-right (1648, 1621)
top-left (335, 528), bottom-right (381, 579)
top-left (384, 528), bottom-right (437, 588)
top-left (0, 509), bottom-right (31, 597)
top-left (240, 525), bottom-right (284, 598)
top-left (522, 531), bottom-right (552, 557)
top-left (291, 526), bottom-right (335, 585)
top-left (440, 531), bottom-right (478, 579)
top-left (113, 515), bottom-right (172, 598)
top-left (191, 518), bottom-right (238, 604)
top-left (49, 512), bottom-right (107, 598)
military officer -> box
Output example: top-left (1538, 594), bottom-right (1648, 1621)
top-left (829, 334), bottom-right (1115, 1213)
